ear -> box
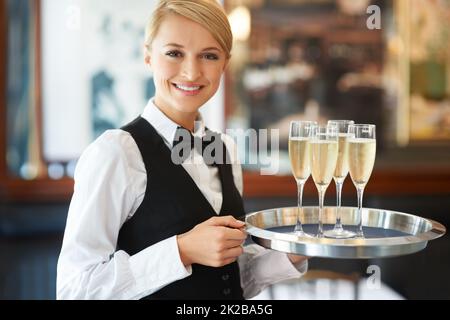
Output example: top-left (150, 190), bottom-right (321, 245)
top-left (144, 44), bottom-right (152, 69)
top-left (145, 54), bottom-right (152, 68)
top-left (223, 57), bottom-right (231, 72)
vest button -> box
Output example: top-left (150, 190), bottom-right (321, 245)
top-left (222, 274), bottom-right (230, 281)
top-left (223, 288), bottom-right (231, 296)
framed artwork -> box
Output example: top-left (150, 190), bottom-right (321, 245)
top-left (40, 0), bottom-right (157, 162)
top-left (396, 0), bottom-right (450, 144)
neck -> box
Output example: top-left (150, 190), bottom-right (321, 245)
top-left (153, 98), bottom-right (198, 132)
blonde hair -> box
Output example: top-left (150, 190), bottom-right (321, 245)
top-left (145, 0), bottom-right (233, 59)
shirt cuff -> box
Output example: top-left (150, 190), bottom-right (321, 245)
top-left (258, 250), bottom-right (308, 282)
top-left (128, 236), bottom-right (192, 298)
top-left (239, 245), bottom-right (308, 299)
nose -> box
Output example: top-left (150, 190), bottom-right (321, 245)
top-left (181, 57), bottom-right (201, 81)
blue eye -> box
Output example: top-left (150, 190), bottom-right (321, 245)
top-left (203, 53), bottom-right (219, 60)
top-left (166, 51), bottom-right (183, 58)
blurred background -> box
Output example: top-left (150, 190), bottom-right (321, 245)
top-left (1, 0), bottom-right (450, 299)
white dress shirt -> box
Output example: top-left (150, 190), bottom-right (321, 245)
top-left (57, 99), bottom-right (307, 300)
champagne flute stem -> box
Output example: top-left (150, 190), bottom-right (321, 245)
top-left (294, 181), bottom-right (305, 233)
top-left (357, 187), bottom-right (365, 237)
top-left (335, 181), bottom-right (343, 230)
top-left (317, 187), bottom-right (324, 237)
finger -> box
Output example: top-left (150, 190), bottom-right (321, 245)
top-left (226, 239), bottom-right (246, 248)
top-left (220, 216), bottom-right (246, 229)
top-left (222, 246), bottom-right (244, 259)
top-left (221, 257), bottom-right (237, 266)
top-left (207, 215), bottom-right (246, 228)
top-left (219, 227), bottom-right (247, 240)
top-left (238, 226), bottom-right (247, 232)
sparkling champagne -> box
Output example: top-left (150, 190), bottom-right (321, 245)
top-left (310, 140), bottom-right (338, 188)
top-left (334, 134), bottom-right (350, 181)
top-left (289, 137), bottom-right (311, 181)
top-left (349, 138), bottom-right (376, 187)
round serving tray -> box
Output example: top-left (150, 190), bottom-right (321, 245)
top-left (245, 207), bottom-right (446, 259)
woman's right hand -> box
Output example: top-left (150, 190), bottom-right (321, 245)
top-left (176, 216), bottom-right (247, 268)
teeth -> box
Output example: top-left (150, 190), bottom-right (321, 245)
top-left (176, 84), bottom-right (201, 91)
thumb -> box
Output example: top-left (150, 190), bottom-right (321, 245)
top-left (206, 215), bottom-right (246, 228)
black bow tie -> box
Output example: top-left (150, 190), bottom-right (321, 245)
top-left (172, 127), bottom-right (223, 166)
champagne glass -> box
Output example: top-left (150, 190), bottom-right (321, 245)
top-left (348, 124), bottom-right (376, 238)
top-left (323, 120), bottom-right (356, 239)
top-left (289, 121), bottom-right (317, 236)
top-left (310, 125), bottom-right (339, 238)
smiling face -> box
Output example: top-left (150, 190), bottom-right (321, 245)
top-left (146, 13), bottom-right (228, 126)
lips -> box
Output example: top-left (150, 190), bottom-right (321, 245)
top-left (172, 83), bottom-right (205, 96)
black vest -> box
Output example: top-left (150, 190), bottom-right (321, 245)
top-left (118, 117), bottom-right (245, 300)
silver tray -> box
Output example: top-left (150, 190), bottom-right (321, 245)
top-left (245, 207), bottom-right (446, 259)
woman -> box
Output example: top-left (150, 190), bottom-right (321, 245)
top-left (57, 0), bottom-right (308, 300)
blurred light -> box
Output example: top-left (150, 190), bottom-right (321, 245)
top-left (66, 160), bottom-right (78, 178)
top-left (388, 36), bottom-right (403, 56)
top-left (228, 6), bottom-right (251, 42)
top-left (20, 163), bottom-right (38, 180)
top-left (337, 0), bottom-right (371, 15)
top-left (48, 163), bottom-right (65, 180)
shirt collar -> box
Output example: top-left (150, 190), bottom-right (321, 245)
top-left (141, 98), bottom-right (206, 147)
